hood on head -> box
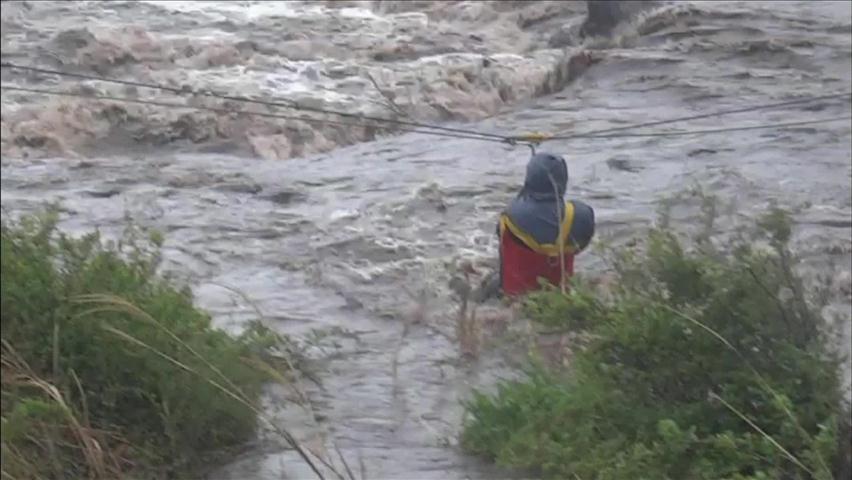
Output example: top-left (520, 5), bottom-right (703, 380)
top-left (522, 152), bottom-right (568, 199)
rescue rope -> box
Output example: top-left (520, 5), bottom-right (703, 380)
top-left (1, 62), bottom-right (511, 142)
top-left (2, 62), bottom-right (850, 147)
top-left (533, 92), bottom-right (852, 142)
top-left (1, 85), bottom-right (512, 144)
top-left (3, 85), bottom-right (848, 147)
top-left (557, 116), bottom-right (852, 139)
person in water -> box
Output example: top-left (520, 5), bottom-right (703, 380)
top-left (496, 152), bottom-right (595, 297)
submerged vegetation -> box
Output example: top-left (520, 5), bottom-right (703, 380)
top-left (0, 209), bottom-right (291, 479)
top-left (462, 206), bottom-right (851, 479)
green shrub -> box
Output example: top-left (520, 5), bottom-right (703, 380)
top-left (523, 276), bottom-right (605, 331)
top-left (463, 208), bottom-right (849, 480)
top-left (1, 209), bottom-right (280, 479)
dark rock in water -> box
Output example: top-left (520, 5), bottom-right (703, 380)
top-left (303, 66), bottom-right (321, 81)
top-left (606, 156), bottom-right (643, 173)
top-left (72, 161), bottom-right (97, 170)
top-left (688, 148), bottom-right (718, 157)
top-left (265, 190), bottom-right (306, 205)
top-left (83, 188), bottom-right (122, 198)
top-left (582, 1), bottom-right (624, 38)
top-left (234, 40), bottom-right (259, 53)
top-left (548, 25), bottom-right (579, 49)
top-left (52, 27), bottom-right (96, 52)
top-left (215, 182), bottom-right (263, 195)
top-left (213, 20), bottom-right (239, 33)
top-left (580, 1), bottom-right (658, 38)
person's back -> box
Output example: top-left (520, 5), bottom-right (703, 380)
top-left (497, 152), bottom-right (595, 297)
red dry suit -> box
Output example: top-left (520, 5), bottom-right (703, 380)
top-left (497, 153), bottom-right (595, 297)
top-left (499, 217), bottom-right (576, 296)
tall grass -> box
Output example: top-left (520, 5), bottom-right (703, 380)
top-left (0, 209), bottom-right (328, 479)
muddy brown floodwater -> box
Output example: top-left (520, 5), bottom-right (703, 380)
top-left (2, 1), bottom-right (851, 479)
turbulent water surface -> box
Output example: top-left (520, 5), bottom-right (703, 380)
top-left (2, 1), bottom-right (851, 479)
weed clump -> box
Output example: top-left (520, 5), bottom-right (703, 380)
top-left (462, 208), bottom-right (850, 479)
top-left (1, 210), bottom-right (282, 479)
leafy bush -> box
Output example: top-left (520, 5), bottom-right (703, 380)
top-left (463, 208), bottom-right (850, 479)
top-left (1, 209), bottom-right (281, 479)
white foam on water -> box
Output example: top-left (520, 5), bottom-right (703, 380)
top-left (338, 6), bottom-right (384, 21)
top-left (174, 64), bottom-right (356, 106)
top-left (139, 0), bottom-right (306, 19)
top-left (140, 0), bottom-right (390, 23)
top-left (330, 208), bottom-right (361, 222)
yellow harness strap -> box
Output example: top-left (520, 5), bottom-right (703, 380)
top-left (499, 201), bottom-right (576, 256)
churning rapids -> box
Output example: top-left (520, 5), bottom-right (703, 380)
top-left (2, 1), bottom-right (851, 479)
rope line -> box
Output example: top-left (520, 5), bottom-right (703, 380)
top-left (0, 85), bottom-right (512, 144)
top-left (543, 92), bottom-right (852, 141)
top-left (4, 85), bottom-right (847, 143)
top-left (567, 116), bottom-right (852, 139)
top-left (1, 62), bottom-right (850, 146)
top-left (0, 62), bottom-right (510, 141)
top-left (4, 62), bottom-right (850, 145)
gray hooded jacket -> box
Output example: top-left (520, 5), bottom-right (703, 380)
top-left (502, 152), bottom-right (595, 251)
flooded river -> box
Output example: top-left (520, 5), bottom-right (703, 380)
top-left (2, 1), bottom-right (850, 479)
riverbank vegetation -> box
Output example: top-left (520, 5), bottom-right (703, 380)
top-left (0, 209), bottom-right (293, 479)
top-left (5, 202), bottom-right (849, 479)
top-left (462, 207), bottom-right (850, 479)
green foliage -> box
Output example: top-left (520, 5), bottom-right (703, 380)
top-left (523, 278), bottom-right (604, 331)
top-left (1, 209), bottom-right (280, 479)
top-left (463, 208), bottom-right (848, 479)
